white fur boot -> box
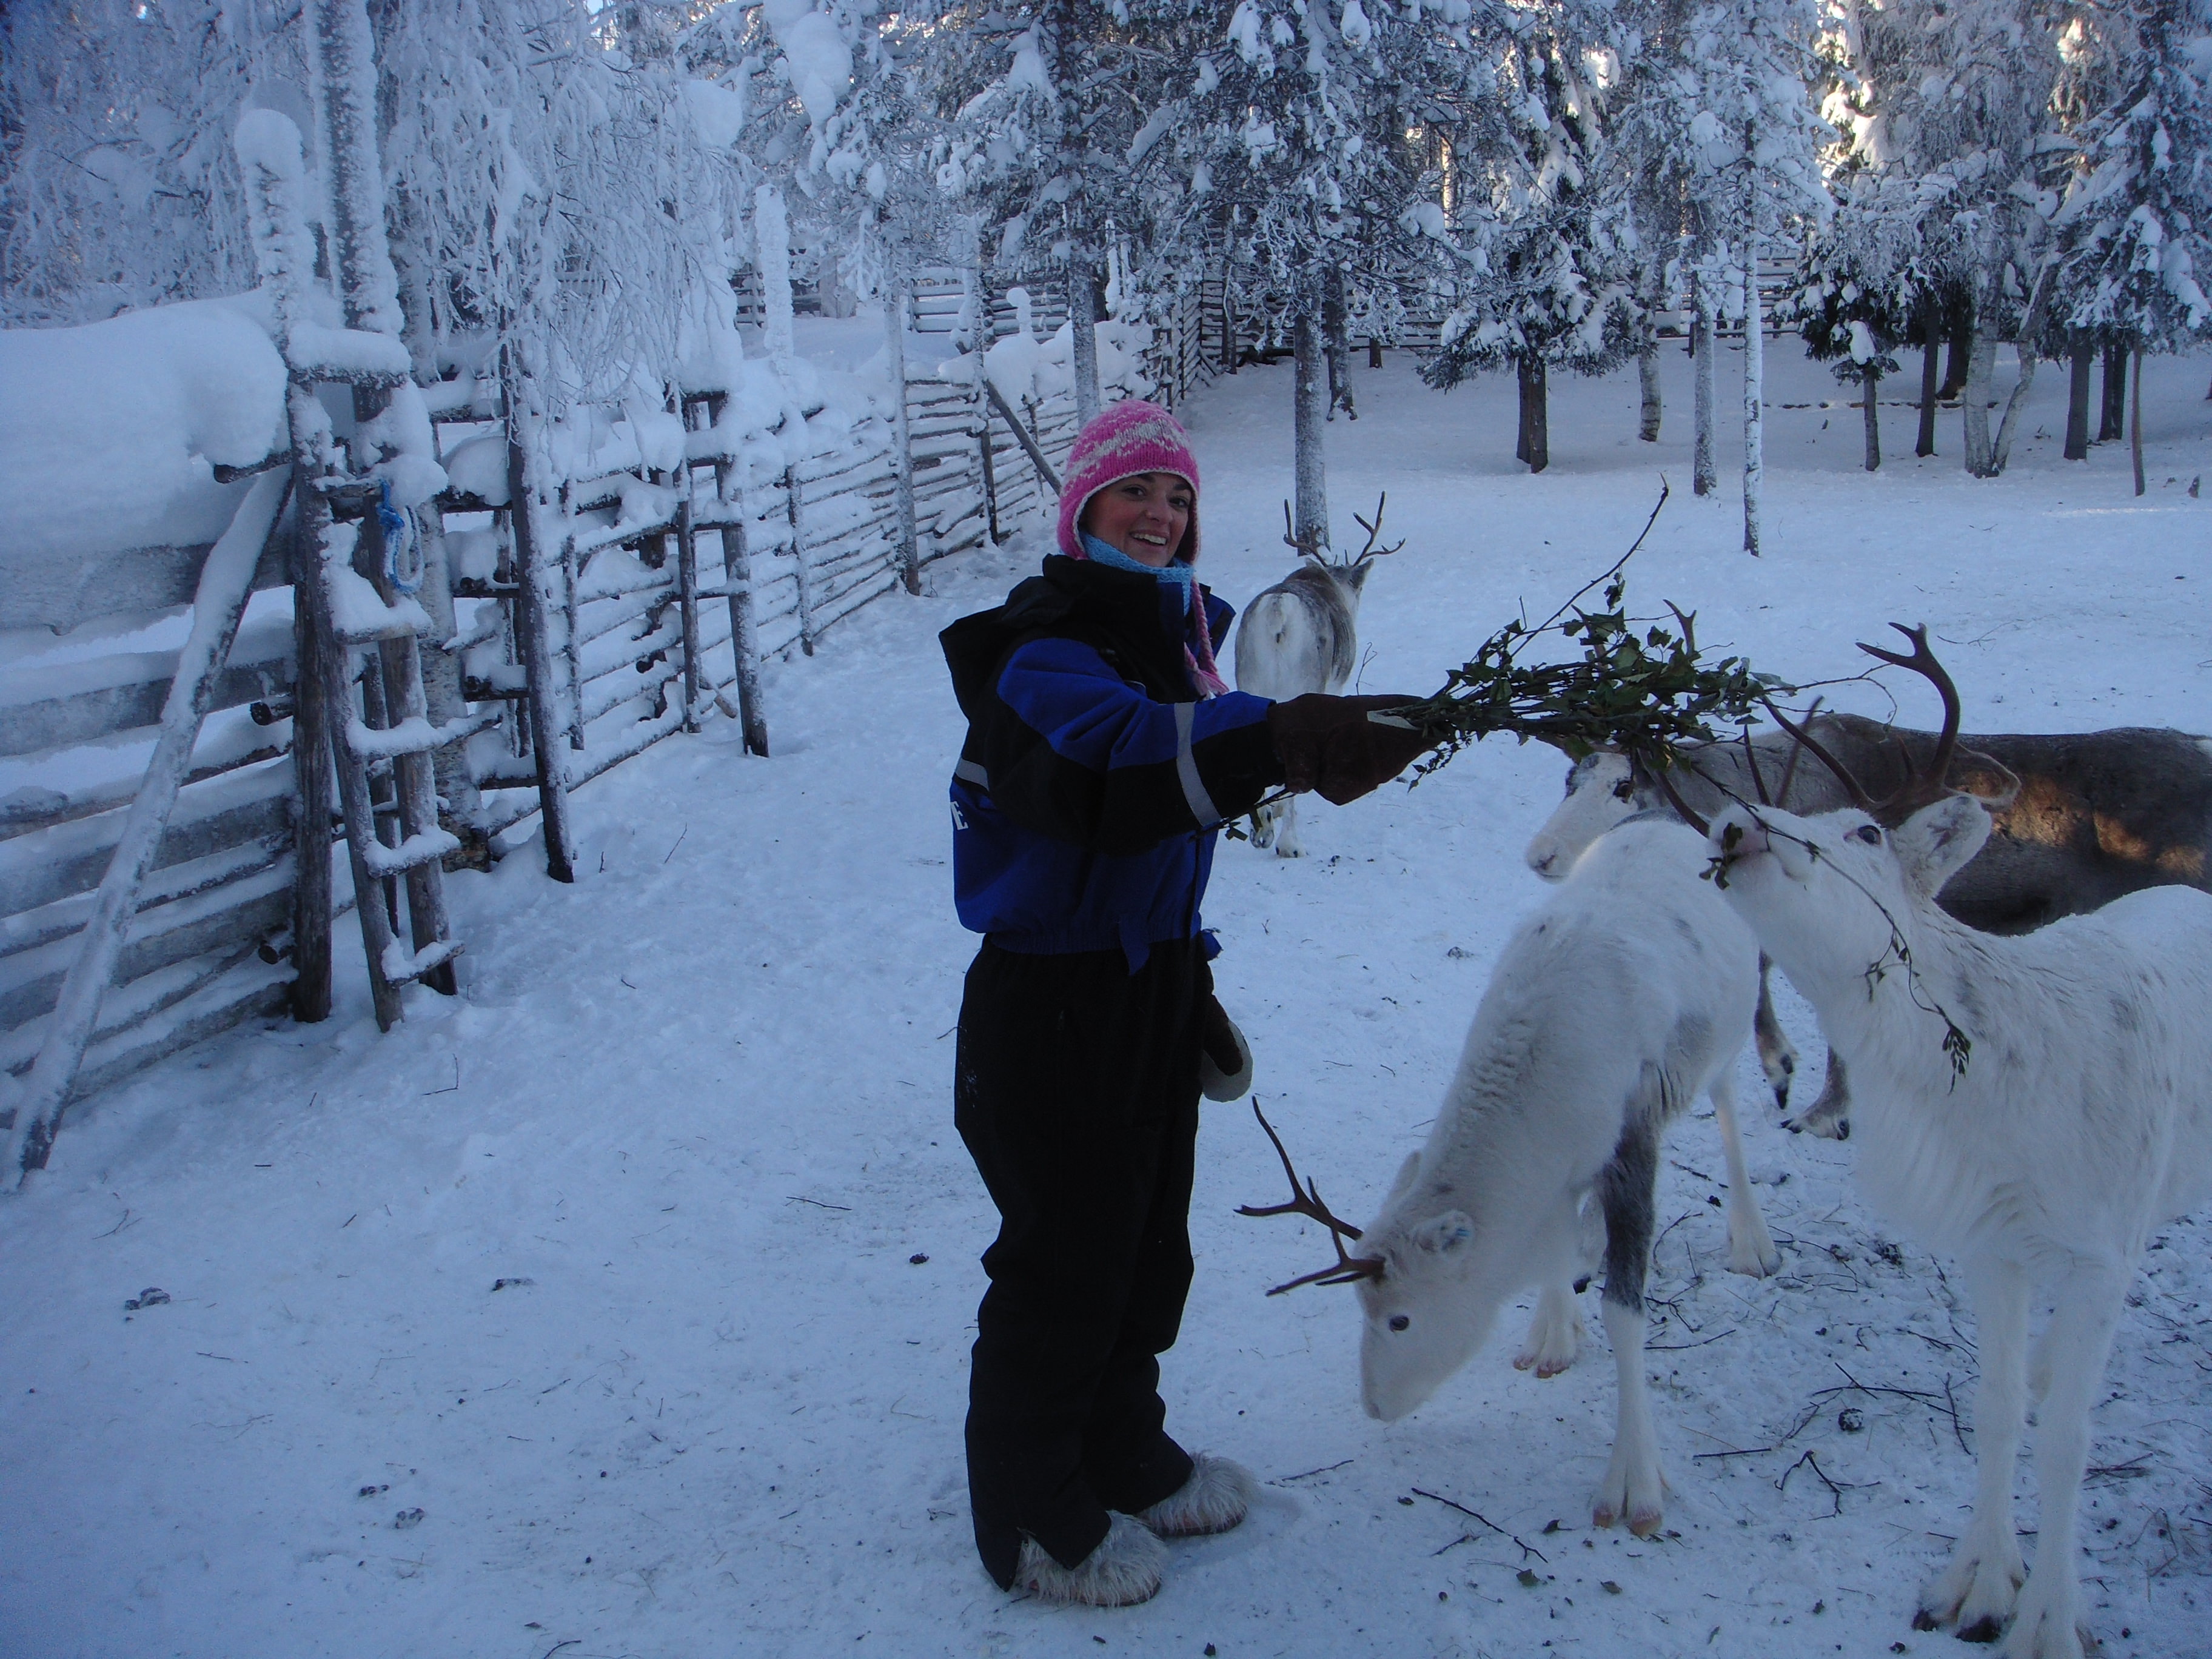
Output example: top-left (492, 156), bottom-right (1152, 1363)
top-left (1136, 1453), bottom-right (1257, 1538)
top-left (1015, 1513), bottom-right (1167, 1607)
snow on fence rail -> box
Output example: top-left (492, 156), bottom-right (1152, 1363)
top-left (0, 298), bottom-right (1168, 1124)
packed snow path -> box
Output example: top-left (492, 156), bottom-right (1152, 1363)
top-left (4, 346), bottom-right (2208, 1659)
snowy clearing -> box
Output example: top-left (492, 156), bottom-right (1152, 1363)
top-left (2, 344), bottom-right (2208, 1659)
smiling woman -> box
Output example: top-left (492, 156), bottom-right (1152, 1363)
top-left (1080, 471), bottom-right (1193, 569)
top-left (937, 398), bottom-right (1430, 1609)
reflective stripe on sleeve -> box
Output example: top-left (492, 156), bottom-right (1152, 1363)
top-left (1174, 701), bottom-right (1222, 827)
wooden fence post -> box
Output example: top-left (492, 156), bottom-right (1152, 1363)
top-left (883, 264), bottom-right (922, 595)
top-left (786, 466), bottom-right (817, 657)
top-left (290, 503), bottom-right (335, 1023)
top-left (706, 392), bottom-right (769, 755)
top-left (4, 472), bottom-right (292, 1179)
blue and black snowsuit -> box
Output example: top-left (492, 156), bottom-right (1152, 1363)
top-left (940, 554), bottom-right (1282, 1587)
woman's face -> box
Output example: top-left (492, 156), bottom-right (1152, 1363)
top-left (1080, 472), bottom-right (1193, 569)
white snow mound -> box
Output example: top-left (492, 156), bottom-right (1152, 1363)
top-left (0, 295), bottom-right (288, 564)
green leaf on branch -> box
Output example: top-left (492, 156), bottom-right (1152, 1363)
top-left (1395, 483), bottom-right (1794, 783)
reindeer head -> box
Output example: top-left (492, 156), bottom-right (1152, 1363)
top-left (1708, 797), bottom-right (1992, 1007)
top-left (1355, 1165), bottom-right (1601, 1422)
top-left (1524, 751), bottom-right (1640, 880)
top-left (1240, 1105), bottom-right (1592, 1423)
top-left (1281, 492), bottom-right (1402, 598)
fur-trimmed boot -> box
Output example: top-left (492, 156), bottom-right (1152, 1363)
top-left (1015, 1513), bottom-right (1167, 1607)
top-left (1136, 1453), bottom-right (1257, 1538)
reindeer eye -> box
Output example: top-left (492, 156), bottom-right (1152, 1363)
top-left (1612, 779), bottom-right (1637, 801)
top-left (1852, 825), bottom-right (1883, 845)
top-left (1388, 1314), bottom-right (1410, 1332)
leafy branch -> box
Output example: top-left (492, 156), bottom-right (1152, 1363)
top-left (1390, 484), bottom-right (1794, 782)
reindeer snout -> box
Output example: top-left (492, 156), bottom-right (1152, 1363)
top-left (1708, 806), bottom-right (1769, 878)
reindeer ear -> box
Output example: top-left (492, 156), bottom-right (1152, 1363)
top-left (1892, 795), bottom-right (1991, 896)
top-left (1409, 1210), bottom-right (1474, 1256)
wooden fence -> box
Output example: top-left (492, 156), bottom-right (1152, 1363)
top-left (0, 302), bottom-right (1171, 1120)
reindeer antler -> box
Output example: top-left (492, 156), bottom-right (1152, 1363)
top-left (1856, 623), bottom-right (1963, 823)
top-left (1350, 493), bottom-right (1406, 563)
top-left (1237, 1102), bottom-right (1385, 1296)
top-left (1281, 500), bottom-right (1326, 561)
top-left (1767, 630), bottom-right (2016, 825)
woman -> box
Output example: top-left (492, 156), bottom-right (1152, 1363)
top-left (941, 400), bottom-right (1428, 1606)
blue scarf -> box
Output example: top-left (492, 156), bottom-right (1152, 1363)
top-left (1081, 532), bottom-right (1195, 607)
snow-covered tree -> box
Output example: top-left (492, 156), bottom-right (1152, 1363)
top-left (1178, 0), bottom-right (1471, 545)
top-left (1618, 0), bottom-right (1829, 548)
top-left (2048, 2), bottom-right (2212, 471)
top-left (1793, 175), bottom-right (1918, 469)
top-left (1423, 3), bottom-right (1643, 474)
top-left (0, 0), bottom-right (290, 326)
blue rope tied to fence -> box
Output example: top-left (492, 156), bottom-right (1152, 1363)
top-left (377, 477), bottom-right (426, 597)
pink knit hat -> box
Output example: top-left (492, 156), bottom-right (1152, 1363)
top-left (1056, 400), bottom-right (1201, 563)
top-left (1056, 400), bottom-right (1226, 694)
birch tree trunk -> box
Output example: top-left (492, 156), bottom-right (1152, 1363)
top-left (1638, 259), bottom-right (1663, 442)
top-left (1962, 332), bottom-right (1996, 477)
top-left (1693, 265), bottom-right (1718, 497)
top-left (1068, 253), bottom-right (1101, 427)
top-left (1292, 307), bottom-right (1329, 551)
top-left (1862, 369), bottom-right (1881, 472)
top-left (882, 260), bottom-right (920, 594)
top-left (1742, 236), bottom-right (1765, 556)
top-left (1989, 269), bottom-right (2053, 477)
top-left (1322, 272), bottom-right (1353, 420)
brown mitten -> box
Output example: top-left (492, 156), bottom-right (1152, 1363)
top-left (1264, 693), bottom-right (1432, 805)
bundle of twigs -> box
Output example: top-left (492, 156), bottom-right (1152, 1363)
top-left (1386, 484), bottom-right (1792, 777)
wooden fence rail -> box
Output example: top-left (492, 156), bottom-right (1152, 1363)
top-left (1, 292), bottom-right (1193, 1130)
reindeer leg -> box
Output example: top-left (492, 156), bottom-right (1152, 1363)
top-left (1782, 1051), bottom-right (1851, 1140)
top-left (1710, 1062), bottom-right (1781, 1278)
top-left (1752, 954), bottom-right (1798, 1110)
top-left (1593, 1104), bottom-right (1664, 1537)
top-left (1999, 1260), bottom-right (2126, 1659)
top-left (1272, 794), bottom-right (1302, 859)
top-left (1919, 1255), bottom-right (2029, 1640)
top-left (1513, 1278), bottom-right (1585, 1378)
top-left (1515, 1201), bottom-right (1587, 1378)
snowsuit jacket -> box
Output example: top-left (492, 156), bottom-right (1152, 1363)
top-left (941, 555), bottom-right (1282, 969)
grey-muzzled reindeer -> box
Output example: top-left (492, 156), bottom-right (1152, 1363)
top-left (1241, 814), bottom-right (1783, 1539)
top-left (1232, 498), bottom-right (1398, 857)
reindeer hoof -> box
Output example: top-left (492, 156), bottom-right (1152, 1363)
top-left (1627, 1509), bottom-right (1664, 1539)
top-left (1835, 1119), bottom-right (1851, 1141)
top-left (1912, 1609), bottom-right (1943, 1632)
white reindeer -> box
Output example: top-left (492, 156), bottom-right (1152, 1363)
top-left (1706, 638), bottom-right (2212, 1659)
top-left (1244, 817), bottom-right (1781, 1537)
top-left (1233, 500), bottom-right (1395, 856)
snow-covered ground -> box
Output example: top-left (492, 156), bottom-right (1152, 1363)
top-left (3, 340), bottom-right (2208, 1659)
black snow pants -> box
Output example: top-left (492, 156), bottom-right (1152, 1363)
top-left (954, 936), bottom-right (1204, 1589)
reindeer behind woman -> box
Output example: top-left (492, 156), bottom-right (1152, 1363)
top-left (1233, 499), bottom-right (1397, 856)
